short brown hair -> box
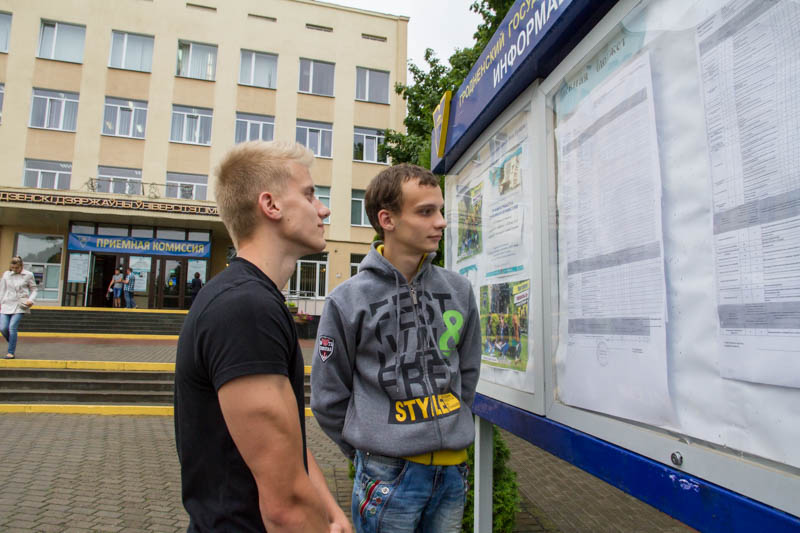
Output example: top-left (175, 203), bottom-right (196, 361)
top-left (365, 163), bottom-right (440, 239)
top-left (215, 141), bottom-right (313, 246)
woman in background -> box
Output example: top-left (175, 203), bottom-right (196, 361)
top-left (0, 256), bottom-right (38, 359)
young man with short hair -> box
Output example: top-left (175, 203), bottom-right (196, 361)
top-left (175, 141), bottom-right (350, 532)
top-left (312, 163), bottom-right (481, 532)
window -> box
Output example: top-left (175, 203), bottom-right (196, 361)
top-left (299, 58), bottom-right (334, 96)
top-left (239, 50), bottom-right (277, 89)
top-left (131, 227), bottom-right (153, 238)
top-left (354, 127), bottom-right (387, 163)
top-left (97, 225), bottom-right (128, 236)
top-left (38, 21), bottom-right (85, 63)
top-left (0, 13), bottom-right (10, 53)
top-left (0, 83), bottom-right (4, 124)
top-left (103, 97), bottom-right (147, 138)
top-left (296, 119), bottom-right (332, 157)
top-left (170, 105), bottom-right (212, 145)
top-left (351, 190), bottom-right (370, 226)
top-left (356, 67), bottom-right (389, 104)
top-left (157, 228), bottom-right (186, 240)
top-left (288, 253), bottom-right (328, 298)
top-left (166, 172), bottom-right (207, 200)
top-left (235, 112), bottom-right (274, 143)
top-left (15, 233), bottom-right (63, 301)
top-left (109, 31), bottom-right (154, 72)
top-left (30, 89), bottom-right (79, 131)
top-left (188, 231), bottom-right (210, 242)
top-left (176, 40), bottom-right (217, 80)
top-left (23, 159), bottom-right (71, 190)
top-left (316, 186), bottom-right (330, 224)
top-left (350, 253), bottom-right (366, 277)
top-left (96, 166), bottom-right (143, 195)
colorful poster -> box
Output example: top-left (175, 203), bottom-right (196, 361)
top-left (457, 182), bottom-right (483, 261)
top-left (480, 279), bottom-right (530, 372)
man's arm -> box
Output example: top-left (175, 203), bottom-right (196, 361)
top-left (306, 450), bottom-right (352, 533)
top-left (219, 373), bottom-right (330, 532)
top-left (310, 299), bottom-right (356, 458)
top-left (459, 286), bottom-right (483, 407)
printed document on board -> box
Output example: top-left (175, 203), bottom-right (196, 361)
top-left (555, 52), bottom-right (675, 427)
top-left (696, 0), bottom-right (800, 389)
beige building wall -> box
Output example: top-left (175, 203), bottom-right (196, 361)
top-left (0, 0), bottom-right (407, 304)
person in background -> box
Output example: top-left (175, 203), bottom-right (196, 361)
top-left (107, 267), bottom-right (123, 308)
top-left (174, 141), bottom-right (349, 532)
top-left (312, 163), bottom-right (482, 533)
top-left (189, 272), bottom-right (202, 307)
top-left (0, 256), bottom-right (38, 359)
top-left (123, 267), bottom-right (136, 309)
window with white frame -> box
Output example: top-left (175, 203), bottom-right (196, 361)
top-left (103, 97), bottom-right (147, 138)
top-left (0, 83), bottom-right (4, 124)
top-left (166, 172), bottom-right (207, 200)
top-left (109, 31), bottom-right (153, 72)
top-left (96, 165), bottom-right (143, 195)
top-left (353, 127), bottom-right (387, 163)
top-left (298, 58), bottom-right (334, 96)
top-left (296, 119), bottom-right (332, 157)
top-left (350, 253), bottom-right (366, 277)
top-left (240, 50), bottom-right (277, 89)
top-left (23, 159), bottom-right (71, 190)
top-left (235, 112), bottom-right (274, 143)
top-left (170, 105), bottom-right (212, 145)
top-left (30, 89), bottom-right (79, 131)
top-left (351, 190), bottom-right (370, 226)
top-left (15, 233), bottom-right (63, 301)
top-left (38, 20), bottom-right (85, 63)
top-left (288, 252), bottom-right (328, 298)
top-left (0, 13), bottom-right (11, 53)
top-left (316, 186), bottom-right (330, 224)
top-left (176, 40), bottom-right (217, 80)
top-left (356, 67), bottom-right (389, 104)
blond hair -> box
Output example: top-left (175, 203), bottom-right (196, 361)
top-left (215, 141), bottom-right (313, 246)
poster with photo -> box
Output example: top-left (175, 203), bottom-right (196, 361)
top-left (457, 181), bottom-right (483, 261)
top-left (480, 279), bottom-right (530, 372)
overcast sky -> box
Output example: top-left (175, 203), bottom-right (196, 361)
top-left (329, 0), bottom-right (483, 78)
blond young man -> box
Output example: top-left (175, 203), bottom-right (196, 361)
top-left (175, 141), bottom-right (350, 532)
top-left (312, 164), bottom-right (481, 532)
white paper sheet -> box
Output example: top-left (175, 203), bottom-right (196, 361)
top-left (696, 0), bottom-right (800, 388)
top-left (555, 52), bottom-right (675, 426)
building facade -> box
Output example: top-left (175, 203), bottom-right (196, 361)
top-left (0, 0), bottom-right (407, 311)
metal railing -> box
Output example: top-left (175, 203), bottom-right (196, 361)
top-left (284, 290), bottom-right (325, 316)
top-left (82, 178), bottom-right (199, 200)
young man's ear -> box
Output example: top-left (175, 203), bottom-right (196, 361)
top-left (377, 209), bottom-right (395, 234)
top-left (258, 191), bottom-right (282, 221)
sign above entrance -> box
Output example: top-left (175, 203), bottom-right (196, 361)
top-left (68, 233), bottom-right (211, 258)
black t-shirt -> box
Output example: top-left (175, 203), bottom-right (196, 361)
top-left (174, 258), bottom-right (307, 532)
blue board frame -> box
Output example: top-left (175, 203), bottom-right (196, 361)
top-left (473, 394), bottom-right (800, 532)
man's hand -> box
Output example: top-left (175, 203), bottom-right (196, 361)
top-left (24, 300), bottom-right (34, 307)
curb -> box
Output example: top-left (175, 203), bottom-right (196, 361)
top-left (18, 332), bottom-right (179, 340)
top-left (0, 359), bottom-right (175, 371)
top-left (0, 404), bottom-right (315, 417)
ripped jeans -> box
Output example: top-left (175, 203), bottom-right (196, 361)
top-left (352, 450), bottom-right (469, 533)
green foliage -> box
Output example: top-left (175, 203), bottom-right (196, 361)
top-left (462, 426), bottom-right (520, 533)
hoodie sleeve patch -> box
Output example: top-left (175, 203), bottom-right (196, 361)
top-left (318, 335), bottom-right (335, 362)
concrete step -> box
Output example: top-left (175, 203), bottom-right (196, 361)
top-left (0, 377), bottom-right (173, 392)
top-left (0, 389), bottom-right (173, 404)
top-left (0, 369), bottom-right (173, 381)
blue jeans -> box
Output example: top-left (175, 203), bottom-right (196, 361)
top-left (125, 292), bottom-right (135, 308)
top-left (352, 450), bottom-right (469, 533)
top-left (0, 313), bottom-right (23, 355)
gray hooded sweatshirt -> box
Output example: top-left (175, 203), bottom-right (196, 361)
top-left (311, 242), bottom-right (481, 459)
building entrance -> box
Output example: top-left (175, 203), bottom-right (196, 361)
top-left (90, 254), bottom-right (126, 307)
top-left (154, 258), bottom-right (187, 309)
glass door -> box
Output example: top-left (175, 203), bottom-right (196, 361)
top-left (157, 258), bottom-right (186, 309)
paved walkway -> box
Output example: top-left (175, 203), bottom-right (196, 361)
top-left (0, 337), bottom-right (694, 532)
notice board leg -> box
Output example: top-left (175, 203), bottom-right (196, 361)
top-left (474, 415), bottom-right (493, 533)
